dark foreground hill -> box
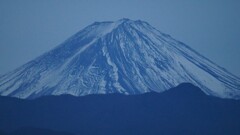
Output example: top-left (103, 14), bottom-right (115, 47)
top-left (0, 83), bottom-right (240, 135)
top-left (0, 128), bottom-right (74, 135)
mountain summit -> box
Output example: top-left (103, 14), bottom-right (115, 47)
top-left (0, 18), bottom-right (239, 99)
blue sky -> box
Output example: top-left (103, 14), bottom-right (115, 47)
top-left (0, 0), bottom-right (240, 76)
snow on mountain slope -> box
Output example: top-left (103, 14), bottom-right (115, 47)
top-left (0, 18), bottom-right (239, 99)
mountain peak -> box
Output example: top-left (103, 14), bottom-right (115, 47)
top-left (91, 18), bottom-right (145, 28)
top-left (115, 18), bottom-right (148, 26)
top-left (117, 18), bottom-right (131, 22)
top-left (0, 19), bottom-right (239, 99)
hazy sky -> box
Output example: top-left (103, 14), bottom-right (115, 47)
top-left (0, 0), bottom-right (240, 76)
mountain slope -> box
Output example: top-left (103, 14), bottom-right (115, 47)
top-left (0, 18), bottom-right (239, 99)
top-left (0, 83), bottom-right (240, 135)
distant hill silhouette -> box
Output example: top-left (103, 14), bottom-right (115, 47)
top-left (0, 83), bottom-right (240, 135)
top-left (0, 128), bottom-right (74, 135)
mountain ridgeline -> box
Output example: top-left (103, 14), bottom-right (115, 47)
top-left (0, 18), bottom-right (239, 99)
top-left (0, 83), bottom-right (240, 135)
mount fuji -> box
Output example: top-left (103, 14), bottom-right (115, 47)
top-left (0, 18), bottom-right (239, 99)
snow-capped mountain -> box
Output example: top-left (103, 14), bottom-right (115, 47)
top-left (0, 18), bottom-right (239, 99)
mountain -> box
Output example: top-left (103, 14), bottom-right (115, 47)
top-left (0, 128), bottom-right (74, 135)
top-left (0, 83), bottom-right (240, 135)
top-left (0, 18), bottom-right (239, 99)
